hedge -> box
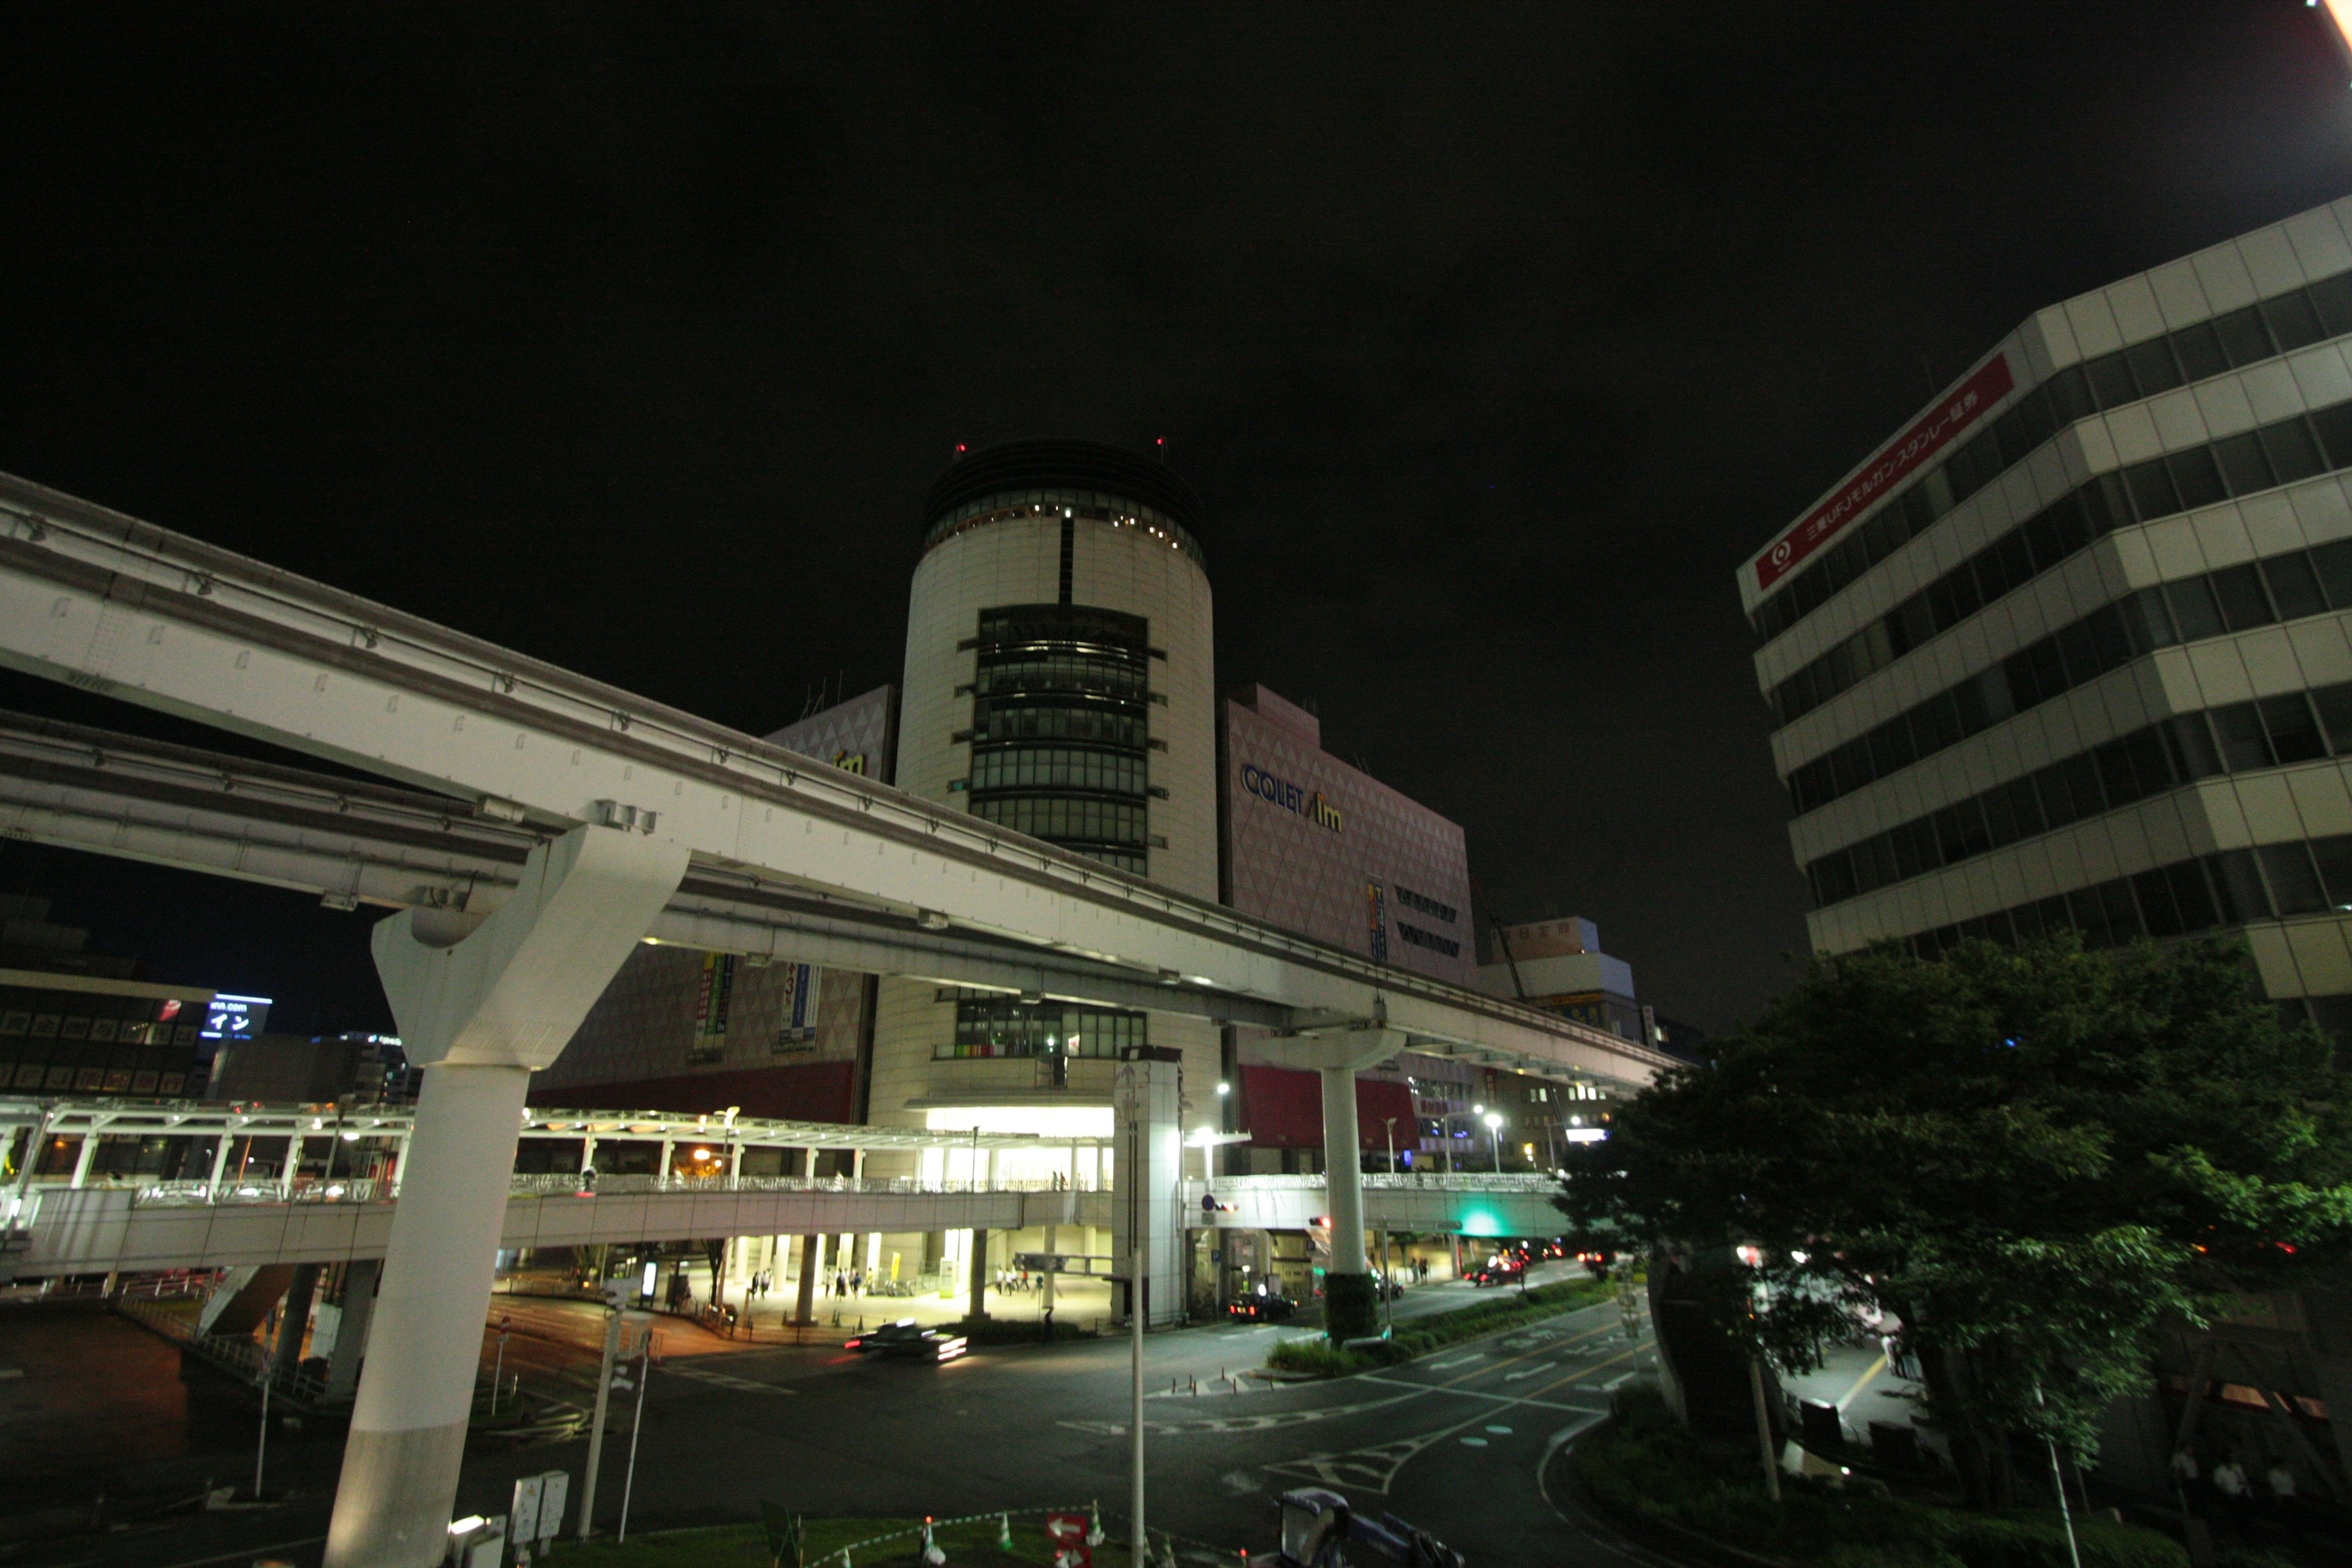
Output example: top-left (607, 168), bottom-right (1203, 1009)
top-left (1572, 1382), bottom-right (2188, 1568)
top-left (1265, 1276), bottom-right (1613, 1376)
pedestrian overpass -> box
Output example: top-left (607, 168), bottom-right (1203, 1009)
top-left (0, 469), bottom-right (1665, 1566)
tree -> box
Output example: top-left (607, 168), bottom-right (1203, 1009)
top-left (1557, 934), bottom-right (2352, 1508)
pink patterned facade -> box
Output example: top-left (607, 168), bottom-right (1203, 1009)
top-left (1218, 685), bottom-right (1475, 987)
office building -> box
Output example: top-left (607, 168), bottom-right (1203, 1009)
top-left (0, 895), bottom-right (214, 1098)
top-left (1741, 195), bottom-right (2352, 1038)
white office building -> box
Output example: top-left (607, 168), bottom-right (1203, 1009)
top-left (1741, 195), bottom-right (2352, 1040)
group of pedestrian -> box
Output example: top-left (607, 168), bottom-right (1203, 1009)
top-left (828, 1266), bottom-right (864, 1297)
top-left (2173, 1443), bottom-right (2303, 1526)
top-left (748, 1268), bottom-right (774, 1298)
top-left (995, 1267), bottom-right (1039, 1294)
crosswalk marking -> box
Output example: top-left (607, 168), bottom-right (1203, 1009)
top-left (663, 1363), bottom-right (797, 1395)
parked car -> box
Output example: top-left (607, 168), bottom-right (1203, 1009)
top-left (843, 1319), bottom-right (969, 1362)
top-left (1226, 1289), bottom-right (1298, 1323)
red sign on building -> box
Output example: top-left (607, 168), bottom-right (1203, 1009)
top-left (1755, 353), bottom-right (2015, 592)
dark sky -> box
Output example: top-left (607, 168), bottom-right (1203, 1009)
top-left (3, 4), bottom-right (2351, 1035)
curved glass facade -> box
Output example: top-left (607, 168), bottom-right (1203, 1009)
top-left (967, 602), bottom-right (1155, 874)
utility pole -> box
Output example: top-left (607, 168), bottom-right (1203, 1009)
top-left (617, 1344), bottom-right (651, 1543)
top-left (1128, 1099), bottom-right (1146, 1568)
top-left (578, 1300), bottom-right (624, 1541)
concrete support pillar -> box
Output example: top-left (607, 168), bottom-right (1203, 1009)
top-left (204, 1132), bottom-right (235, 1201)
top-left (968, 1228), bottom-right (989, 1321)
top-left (804, 1146), bottom-right (820, 1184)
top-left (655, 1138), bottom-right (673, 1184)
top-left (281, 1134), bottom-right (305, 1198)
top-left (1112, 1047), bottom-right (1183, 1326)
top-left (579, 1133), bottom-right (597, 1178)
top-left (1252, 1025), bottom-right (1403, 1344)
top-left (274, 1263), bottom-right (322, 1384)
top-left (323, 824), bottom-right (685, 1568)
top-left (327, 1259), bottom-right (380, 1401)
top-left (69, 1131), bottom-right (99, 1189)
top-left (794, 1235), bottom-right (820, 1325)
top-left (1319, 1066), bottom-right (1368, 1278)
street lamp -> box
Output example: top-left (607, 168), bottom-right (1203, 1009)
top-left (1483, 1111), bottom-right (1504, 1174)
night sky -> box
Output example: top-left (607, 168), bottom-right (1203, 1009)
top-left (4, 4), bottom-right (2352, 1036)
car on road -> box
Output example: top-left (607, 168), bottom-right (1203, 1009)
top-left (1226, 1290), bottom-right (1298, 1323)
top-left (843, 1319), bottom-right (969, 1362)
top-left (1468, 1257), bottom-right (1525, 1287)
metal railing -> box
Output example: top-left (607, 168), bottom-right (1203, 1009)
top-left (1205, 1172), bottom-right (1564, 1193)
top-left (504, 1171), bottom-right (1105, 1198)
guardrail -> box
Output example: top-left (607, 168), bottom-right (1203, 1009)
top-left (505, 1172), bottom-right (1104, 1198)
top-left (1205, 1172), bottom-right (1566, 1193)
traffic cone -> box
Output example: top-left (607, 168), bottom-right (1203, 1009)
top-left (997, 1513), bottom-right (1013, 1550)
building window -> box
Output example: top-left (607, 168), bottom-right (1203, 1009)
top-left (967, 603), bottom-right (1152, 872)
top-left (1394, 886), bottom-right (1459, 924)
top-left (1396, 922), bottom-right (1462, 957)
top-left (943, 993), bottom-right (1147, 1060)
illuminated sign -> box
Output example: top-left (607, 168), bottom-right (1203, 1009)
top-left (1239, 763), bottom-right (1342, 833)
top-left (200, 994), bottom-right (271, 1041)
top-left (832, 750), bottom-right (867, 775)
top-left (1755, 353), bottom-right (2015, 592)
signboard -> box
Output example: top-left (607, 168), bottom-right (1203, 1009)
top-left (690, 953), bottom-right (736, 1063)
top-left (1046, 1513), bottom-right (1093, 1568)
top-left (1754, 353), bottom-right (2014, 592)
top-left (535, 1471), bottom-right (568, 1544)
top-left (199, 994), bottom-right (271, 1041)
top-left (509, 1474), bottom-right (543, 1545)
top-left (771, 962), bottom-right (821, 1053)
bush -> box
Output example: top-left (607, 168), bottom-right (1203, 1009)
top-left (1572, 1384), bottom-right (2185, 1568)
top-left (1264, 1276), bottom-right (1613, 1378)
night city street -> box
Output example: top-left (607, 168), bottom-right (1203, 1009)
top-left (6, 7), bottom-right (2352, 1568)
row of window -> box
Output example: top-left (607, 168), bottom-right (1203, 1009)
top-left (1772, 398), bottom-right (2352, 724)
top-left (1396, 922), bottom-right (1461, 957)
top-left (1899, 832), bottom-right (2352, 963)
top-left (1787, 537), bottom-right (2352, 816)
top-left (968, 745), bottom-right (1150, 796)
top-left (1807, 677), bottom-right (2352, 908)
top-left (978, 652), bottom-right (1152, 703)
top-left (1394, 885), bottom-right (1460, 924)
top-left (1754, 266), bottom-right (2352, 646)
top-left (971, 794), bottom-right (1147, 848)
top-left (932, 493), bottom-right (1205, 570)
top-left (942, 996), bottom-right (1148, 1059)
top-left (975, 703), bottom-right (1150, 750)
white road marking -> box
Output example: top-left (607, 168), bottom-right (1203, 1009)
top-left (663, 1364), bottom-right (797, 1395)
top-left (1485, 1424), bottom-right (1513, 1434)
top-left (1504, 1362), bottom-right (1557, 1381)
top-left (1460, 1436), bottom-right (1489, 1447)
top-left (1425, 1355), bottom-right (1482, 1370)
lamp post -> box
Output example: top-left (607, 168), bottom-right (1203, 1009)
top-left (1483, 1111), bottom-right (1504, 1174)
top-left (1381, 1117), bottom-right (1397, 1174)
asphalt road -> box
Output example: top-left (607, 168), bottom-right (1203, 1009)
top-left (14, 1270), bottom-right (1665, 1567)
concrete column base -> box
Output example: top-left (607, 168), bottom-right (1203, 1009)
top-left (322, 1422), bottom-right (469, 1568)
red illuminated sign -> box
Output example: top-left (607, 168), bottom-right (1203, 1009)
top-left (1755, 353), bottom-right (2015, 592)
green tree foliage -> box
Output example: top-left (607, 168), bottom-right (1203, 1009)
top-left (1557, 935), bottom-right (2352, 1509)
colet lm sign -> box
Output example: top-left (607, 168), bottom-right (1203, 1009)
top-left (1240, 763), bottom-right (1342, 834)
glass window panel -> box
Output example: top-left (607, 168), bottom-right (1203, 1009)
top-left (2311, 538), bottom-right (2352, 608)
top-left (2207, 848), bottom-right (2271, 923)
top-left (2262, 290), bottom-right (2328, 353)
top-left (2100, 880), bottom-right (2147, 944)
top-left (2313, 835), bottom-right (2352, 910)
top-left (2057, 753), bottom-right (2106, 823)
top-left (2084, 351), bottom-right (2138, 409)
top-left (2263, 552), bottom-right (2329, 621)
top-left (2170, 440), bottom-right (2225, 510)
top-left (2167, 713), bottom-right (2225, 778)
top-left (2047, 364), bottom-right (2095, 424)
top-left (2307, 272), bottom-right (2352, 336)
top-left (2168, 859), bottom-right (2220, 932)
top-left (2313, 683), bottom-right (2352, 753)
top-left (2132, 867), bottom-right (2185, 938)
top-left (2122, 457), bottom-right (2180, 520)
top-left (2211, 703), bottom-right (2275, 771)
top-left (2259, 693), bottom-right (2328, 763)
top-left (2212, 431), bottom-right (2275, 496)
top-left (2209, 562), bottom-right (2276, 631)
top-left (2172, 321), bottom-right (2230, 382)
top-left (2263, 415), bottom-right (2329, 481)
top-left (2295, 402), bottom-right (2352, 470)
top-left (2126, 337), bottom-right (2184, 395)
top-left (2092, 737), bottom-right (2144, 805)
top-left (2124, 726), bottom-right (2177, 796)
top-left (2123, 586), bottom-right (2179, 653)
top-left (2260, 842), bottom-right (2328, 915)
top-left (2216, 305), bottom-right (2278, 366)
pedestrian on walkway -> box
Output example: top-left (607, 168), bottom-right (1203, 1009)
top-left (2212, 1451), bottom-right (2250, 1522)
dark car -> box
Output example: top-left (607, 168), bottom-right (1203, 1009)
top-left (1468, 1257), bottom-right (1526, 1287)
top-left (843, 1318), bottom-right (969, 1362)
top-left (1226, 1290), bottom-right (1298, 1323)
